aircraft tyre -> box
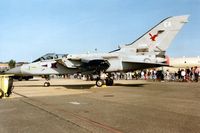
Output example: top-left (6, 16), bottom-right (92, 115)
top-left (0, 89), bottom-right (4, 99)
top-left (18, 77), bottom-right (23, 81)
top-left (96, 79), bottom-right (104, 87)
top-left (44, 82), bottom-right (50, 87)
top-left (106, 78), bottom-right (114, 86)
top-left (25, 77), bottom-right (29, 81)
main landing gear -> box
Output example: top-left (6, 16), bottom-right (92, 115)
top-left (95, 73), bottom-right (114, 87)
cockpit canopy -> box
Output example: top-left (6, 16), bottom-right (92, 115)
top-left (32, 53), bottom-right (68, 63)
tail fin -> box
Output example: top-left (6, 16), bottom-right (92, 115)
top-left (120, 15), bottom-right (189, 55)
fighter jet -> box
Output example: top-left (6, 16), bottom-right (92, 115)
top-left (7, 15), bottom-right (189, 87)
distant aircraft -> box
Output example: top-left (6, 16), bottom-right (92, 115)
top-left (7, 15), bottom-right (189, 87)
top-left (161, 56), bottom-right (200, 72)
top-left (169, 56), bottom-right (200, 68)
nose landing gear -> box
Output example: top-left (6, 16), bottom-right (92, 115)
top-left (44, 82), bottom-right (50, 87)
top-left (43, 75), bottom-right (50, 87)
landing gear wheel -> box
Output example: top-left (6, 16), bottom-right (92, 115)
top-left (0, 89), bottom-right (4, 99)
top-left (96, 79), bottom-right (104, 87)
top-left (18, 77), bottom-right (23, 81)
top-left (44, 82), bottom-right (50, 87)
top-left (106, 78), bottom-right (114, 86)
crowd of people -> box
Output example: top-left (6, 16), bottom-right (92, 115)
top-left (53, 66), bottom-right (200, 83)
top-left (112, 66), bottom-right (200, 82)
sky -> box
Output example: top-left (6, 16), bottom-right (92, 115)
top-left (0, 0), bottom-right (200, 62)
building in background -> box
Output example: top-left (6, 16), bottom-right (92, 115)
top-left (0, 62), bottom-right (9, 72)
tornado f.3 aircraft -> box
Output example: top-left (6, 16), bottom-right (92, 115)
top-left (7, 15), bottom-right (189, 87)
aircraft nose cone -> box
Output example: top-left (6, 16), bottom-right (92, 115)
top-left (6, 66), bottom-right (22, 75)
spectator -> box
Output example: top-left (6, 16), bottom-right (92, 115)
top-left (174, 71), bottom-right (178, 81)
top-left (152, 69), bottom-right (157, 80)
top-left (194, 66), bottom-right (199, 82)
top-left (141, 70), bottom-right (145, 79)
top-left (181, 69), bottom-right (186, 81)
top-left (166, 70), bottom-right (170, 81)
top-left (178, 69), bottom-right (181, 81)
top-left (190, 67), bottom-right (194, 81)
top-left (185, 68), bottom-right (190, 81)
